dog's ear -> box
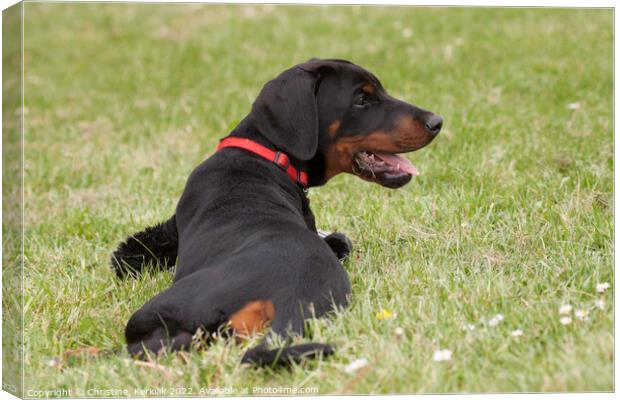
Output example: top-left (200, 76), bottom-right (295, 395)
top-left (251, 66), bottom-right (321, 161)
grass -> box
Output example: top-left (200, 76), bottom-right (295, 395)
top-left (3, 3), bottom-right (613, 395)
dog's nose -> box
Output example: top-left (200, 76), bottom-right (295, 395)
top-left (424, 114), bottom-right (443, 136)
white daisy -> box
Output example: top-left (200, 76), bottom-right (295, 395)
top-left (575, 309), bottom-right (589, 321)
top-left (462, 324), bottom-right (476, 331)
top-left (560, 316), bottom-right (572, 325)
top-left (595, 299), bottom-right (606, 310)
top-left (488, 314), bottom-right (504, 327)
top-left (394, 327), bottom-right (405, 340)
top-left (511, 329), bottom-right (523, 337)
top-left (567, 102), bottom-right (581, 110)
top-left (558, 304), bottom-right (572, 314)
top-left (45, 358), bottom-right (59, 368)
top-left (596, 282), bottom-right (610, 293)
top-left (432, 349), bottom-right (452, 362)
top-left (344, 358), bottom-right (369, 374)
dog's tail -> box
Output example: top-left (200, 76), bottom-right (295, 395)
top-left (110, 215), bottom-right (178, 278)
top-left (241, 341), bottom-right (334, 367)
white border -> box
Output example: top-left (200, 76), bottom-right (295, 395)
top-left (0, 1), bottom-right (615, 400)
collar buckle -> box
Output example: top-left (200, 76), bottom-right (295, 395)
top-left (273, 151), bottom-right (290, 171)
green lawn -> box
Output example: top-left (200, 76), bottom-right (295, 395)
top-left (6, 3), bottom-right (614, 395)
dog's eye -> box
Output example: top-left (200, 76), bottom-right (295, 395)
top-left (354, 94), bottom-right (370, 107)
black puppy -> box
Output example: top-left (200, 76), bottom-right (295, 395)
top-left (111, 59), bottom-right (441, 367)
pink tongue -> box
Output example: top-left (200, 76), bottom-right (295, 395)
top-left (374, 153), bottom-right (419, 176)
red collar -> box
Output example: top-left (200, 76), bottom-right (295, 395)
top-left (217, 137), bottom-right (309, 188)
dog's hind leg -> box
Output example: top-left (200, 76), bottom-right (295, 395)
top-left (125, 298), bottom-right (222, 359)
top-left (127, 326), bottom-right (193, 359)
top-left (111, 215), bottom-right (178, 278)
top-left (240, 300), bottom-right (334, 367)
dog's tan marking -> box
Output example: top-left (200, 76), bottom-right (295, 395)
top-left (324, 115), bottom-right (431, 180)
top-left (229, 300), bottom-right (275, 338)
top-left (361, 84), bottom-right (375, 94)
top-left (328, 120), bottom-right (341, 137)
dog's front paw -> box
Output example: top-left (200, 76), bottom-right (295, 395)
top-left (322, 232), bottom-right (353, 261)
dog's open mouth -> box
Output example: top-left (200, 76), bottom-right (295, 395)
top-left (353, 151), bottom-right (419, 189)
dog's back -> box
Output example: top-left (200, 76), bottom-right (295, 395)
top-left (173, 147), bottom-right (316, 281)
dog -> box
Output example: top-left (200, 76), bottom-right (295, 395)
top-left (111, 59), bottom-right (442, 367)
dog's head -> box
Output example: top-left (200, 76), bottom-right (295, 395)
top-left (250, 59), bottom-right (442, 188)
